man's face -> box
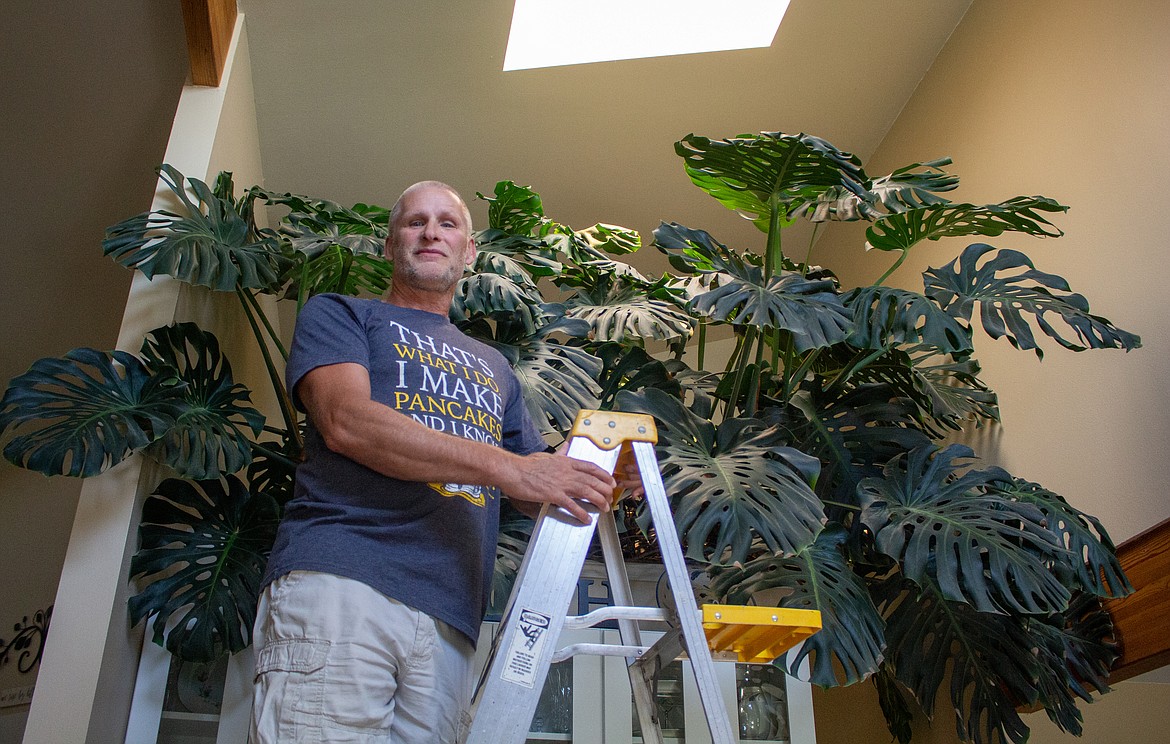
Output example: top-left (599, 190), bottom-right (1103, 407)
top-left (386, 185), bottom-right (476, 294)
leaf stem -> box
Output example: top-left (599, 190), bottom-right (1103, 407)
top-left (240, 288), bottom-right (289, 361)
top-left (696, 321), bottom-right (707, 370)
top-left (727, 326), bottom-right (757, 417)
top-left (802, 222), bottom-right (822, 278)
top-left (249, 439), bottom-right (300, 469)
top-left (875, 249), bottom-right (909, 287)
top-left (235, 286), bottom-right (302, 453)
top-left (819, 499), bottom-right (862, 512)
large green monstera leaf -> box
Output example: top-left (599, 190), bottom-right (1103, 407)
top-left (676, 131), bottom-right (870, 230)
top-left (256, 191), bottom-right (393, 301)
top-left (129, 475), bottom-right (280, 662)
top-left (865, 196), bottom-right (1067, 254)
top-left (285, 242), bottom-right (395, 302)
top-left (484, 315), bottom-right (602, 438)
top-left (925, 243), bottom-right (1142, 357)
top-left (453, 272), bottom-right (545, 336)
top-left (1027, 591), bottom-right (1118, 736)
top-left (654, 222), bottom-right (851, 350)
top-left (103, 165), bottom-right (287, 292)
top-left (859, 444), bottom-right (1071, 614)
top-left (619, 389), bottom-right (825, 564)
top-left (878, 578), bottom-right (1041, 744)
top-left (654, 222), bottom-right (751, 278)
top-left (0, 348), bottom-right (185, 476)
top-left (842, 285), bottom-right (972, 354)
top-left (562, 272), bottom-right (694, 343)
top-left (693, 272), bottom-right (851, 351)
top-left (800, 158), bottom-right (959, 222)
top-left (989, 478), bottom-right (1131, 597)
top-left (139, 323), bottom-right (265, 480)
top-left (710, 526), bottom-right (886, 686)
top-left (473, 229), bottom-right (562, 281)
top-left (477, 180), bottom-right (548, 236)
top-left (785, 382), bottom-right (931, 509)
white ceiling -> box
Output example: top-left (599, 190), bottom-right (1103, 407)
top-left (239, 0), bottom-right (972, 271)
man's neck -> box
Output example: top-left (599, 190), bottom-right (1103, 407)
top-left (385, 284), bottom-right (453, 317)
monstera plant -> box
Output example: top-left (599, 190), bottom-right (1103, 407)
top-left (0, 131), bottom-right (1139, 744)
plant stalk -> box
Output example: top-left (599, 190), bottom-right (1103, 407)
top-left (875, 249), bottom-right (910, 287)
top-left (726, 326), bottom-right (757, 418)
top-left (236, 286), bottom-right (302, 452)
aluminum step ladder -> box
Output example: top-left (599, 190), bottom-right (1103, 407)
top-left (463, 410), bottom-right (821, 744)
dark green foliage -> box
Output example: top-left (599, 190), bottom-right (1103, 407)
top-left (1, 130), bottom-right (1140, 744)
top-left (988, 478), bottom-right (1131, 597)
top-left (139, 323), bottom-right (264, 480)
top-left (860, 444), bottom-right (1072, 614)
top-left (129, 475), bottom-right (280, 662)
top-left (711, 526), bottom-right (886, 686)
top-left (104, 165), bottom-right (288, 292)
top-left (843, 285), bottom-right (972, 354)
top-left (865, 197), bottom-right (1067, 253)
top-left (0, 322), bottom-right (262, 480)
top-left (873, 665), bottom-right (915, 744)
top-left (0, 348), bottom-right (185, 476)
top-left (677, 131), bottom-right (869, 230)
top-left (879, 579), bottom-right (1039, 744)
top-left (620, 389), bottom-right (824, 564)
top-left (925, 243), bottom-right (1142, 357)
top-left (255, 189), bottom-right (393, 301)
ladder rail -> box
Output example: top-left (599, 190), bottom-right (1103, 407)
top-left (597, 503), bottom-right (664, 743)
top-left (464, 437), bottom-right (621, 744)
top-left (464, 411), bottom-right (743, 744)
top-left (632, 440), bottom-right (736, 744)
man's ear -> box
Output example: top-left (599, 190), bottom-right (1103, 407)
top-left (384, 234), bottom-right (394, 261)
top-left (465, 236), bottom-right (477, 267)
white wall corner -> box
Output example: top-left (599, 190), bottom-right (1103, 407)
top-left (21, 12), bottom-right (268, 744)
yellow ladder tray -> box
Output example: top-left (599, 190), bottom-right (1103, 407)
top-left (701, 604), bottom-right (822, 664)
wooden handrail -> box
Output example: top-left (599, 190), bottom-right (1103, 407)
top-left (1106, 516), bottom-right (1170, 682)
top-left (180, 0), bottom-right (237, 87)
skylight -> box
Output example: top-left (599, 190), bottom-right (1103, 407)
top-left (503, 0), bottom-right (792, 71)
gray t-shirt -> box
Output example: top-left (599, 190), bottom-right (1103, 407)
top-left (264, 293), bottom-right (545, 644)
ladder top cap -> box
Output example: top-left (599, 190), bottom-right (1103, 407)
top-left (570, 410), bottom-right (658, 449)
top-left (701, 604), bottom-right (823, 629)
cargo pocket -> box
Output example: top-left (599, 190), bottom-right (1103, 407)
top-left (254, 638), bottom-right (331, 719)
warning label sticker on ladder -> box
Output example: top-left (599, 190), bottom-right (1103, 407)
top-left (499, 608), bottom-right (551, 688)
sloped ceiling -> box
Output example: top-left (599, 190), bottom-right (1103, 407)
top-left (239, 0), bottom-right (972, 269)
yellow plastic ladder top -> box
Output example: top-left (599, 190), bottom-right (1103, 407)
top-left (701, 604), bottom-right (822, 664)
top-left (568, 410), bottom-right (825, 665)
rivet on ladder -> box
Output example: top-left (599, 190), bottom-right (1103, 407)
top-left (638, 426), bottom-right (646, 434)
top-left (715, 612), bottom-right (722, 620)
top-left (603, 437), bottom-right (612, 445)
top-left (609, 420), bottom-right (616, 427)
top-left (772, 615), bottom-right (778, 622)
top-left (584, 418), bottom-right (591, 426)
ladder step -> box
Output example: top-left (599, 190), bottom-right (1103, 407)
top-left (701, 604), bottom-right (822, 664)
top-left (562, 605), bottom-right (671, 631)
top-left (550, 643), bottom-right (649, 664)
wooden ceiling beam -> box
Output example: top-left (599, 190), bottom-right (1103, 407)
top-left (1106, 517), bottom-right (1170, 682)
top-left (180, 0), bottom-right (237, 86)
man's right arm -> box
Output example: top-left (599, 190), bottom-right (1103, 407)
top-left (299, 361), bottom-right (615, 523)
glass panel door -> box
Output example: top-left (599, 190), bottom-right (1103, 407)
top-left (736, 664), bottom-right (789, 742)
top-left (528, 657), bottom-right (574, 742)
top-left (630, 658), bottom-right (687, 742)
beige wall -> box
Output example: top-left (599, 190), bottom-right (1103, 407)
top-left (0, 1), bottom-right (187, 741)
top-left (812, 0), bottom-right (1170, 741)
top-left (18, 17), bottom-right (272, 743)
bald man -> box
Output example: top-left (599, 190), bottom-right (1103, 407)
top-left (250, 181), bottom-right (616, 743)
